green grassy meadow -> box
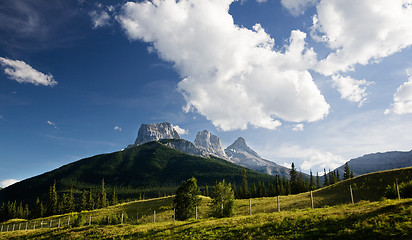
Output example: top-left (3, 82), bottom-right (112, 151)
top-left (1, 167), bottom-right (412, 239)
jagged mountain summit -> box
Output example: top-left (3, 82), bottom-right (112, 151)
top-left (194, 130), bottom-right (228, 159)
top-left (134, 122), bottom-right (180, 145)
top-left (335, 150), bottom-right (412, 176)
top-left (225, 137), bottom-right (290, 177)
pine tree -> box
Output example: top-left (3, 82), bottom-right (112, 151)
top-left (87, 187), bottom-right (94, 210)
top-left (309, 170), bottom-right (315, 190)
top-left (47, 181), bottom-right (58, 216)
top-left (241, 168), bottom-right (249, 198)
top-left (173, 177), bottom-right (201, 220)
top-left (336, 171), bottom-right (341, 182)
top-left (344, 162), bottom-right (352, 180)
top-left (323, 169), bottom-right (329, 186)
top-left (205, 185), bottom-right (209, 197)
top-left (316, 172), bottom-right (320, 189)
top-left (101, 179), bottom-right (108, 208)
top-left (67, 185), bottom-right (75, 213)
top-left (210, 180), bottom-right (235, 218)
top-left (111, 187), bottom-right (118, 205)
top-left (33, 197), bottom-right (44, 218)
top-left (290, 163), bottom-right (298, 194)
top-left (268, 181), bottom-right (275, 197)
top-left (80, 189), bottom-right (87, 211)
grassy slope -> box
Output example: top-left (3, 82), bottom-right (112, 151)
top-left (1, 167), bottom-right (412, 239)
top-left (1, 199), bottom-right (411, 240)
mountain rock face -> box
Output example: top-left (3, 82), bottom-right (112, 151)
top-left (335, 150), bottom-right (412, 176)
top-left (134, 122), bottom-right (180, 145)
top-left (160, 139), bottom-right (210, 158)
top-left (225, 137), bottom-right (290, 177)
top-left (194, 130), bottom-right (228, 159)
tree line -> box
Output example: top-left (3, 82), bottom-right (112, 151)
top-left (202, 163), bottom-right (355, 199)
top-left (0, 179), bottom-right (118, 222)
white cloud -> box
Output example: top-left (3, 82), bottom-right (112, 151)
top-left (331, 75), bottom-right (372, 106)
top-left (274, 144), bottom-right (346, 173)
top-left (281, 0), bottom-right (318, 16)
top-left (114, 125), bottom-right (122, 131)
top-left (173, 125), bottom-right (189, 135)
top-left (292, 123), bottom-right (304, 131)
top-left (0, 114), bottom-right (3, 119)
top-left (0, 57), bottom-right (57, 86)
top-left (385, 73), bottom-right (412, 115)
top-left (0, 179), bottom-right (19, 188)
top-left (117, 0), bottom-right (330, 131)
top-left (89, 10), bottom-right (111, 28)
top-left (47, 120), bottom-right (57, 129)
top-left (256, 0), bottom-right (268, 3)
top-left (313, 0), bottom-right (412, 76)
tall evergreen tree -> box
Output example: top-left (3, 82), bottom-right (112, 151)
top-left (309, 170), bottom-right (315, 190)
top-left (241, 168), bottom-right (249, 198)
top-left (101, 179), bottom-right (108, 208)
top-left (33, 197), bottom-right (44, 218)
top-left (47, 181), bottom-right (58, 215)
top-left (111, 187), bottom-right (118, 206)
top-left (87, 187), bottom-right (94, 210)
top-left (323, 169), bottom-right (329, 186)
top-left (210, 180), bottom-right (235, 218)
top-left (316, 172), bottom-right (320, 189)
top-left (290, 163), bottom-right (298, 194)
top-left (344, 162), bottom-right (354, 180)
top-left (67, 185), bottom-right (75, 213)
top-left (80, 189), bottom-right (87, 211)
top-left (336, 171), bottom-right (341, 182)
top-left (173, 177), bottom-right (201, 220)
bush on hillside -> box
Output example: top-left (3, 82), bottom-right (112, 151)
top-left (384, 180), bottom-right (412, 199)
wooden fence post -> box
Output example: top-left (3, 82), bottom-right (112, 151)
top-left (277, 196), bottom-right (280, 212)
top-left (12, 224), bottom-right (15, 231)
top-left (154, 211), bottom-right (156, 223)
top-left (249, 199), bottom-right (252, 215)
top-left (50, 219), bottom-right (53, 228)
top-left (121, 214), bottom-right (124, 224)
top-left (58, 218), bottom-right (61, 228)
top-left (196, 206), bottom-right (198, 220)
top-left (396, 180), bottom-right (401, 200)
top-left (173, 208), bottom-right (176, 222)
top-left (349, 185), bottom-right (354, 204)
top-left (19, 223), bottom-right (21, 230)
top-left (310, 191), bottom-right (314, 209)
top-left (26, 222), bottom-right (28, 231)
top-left (89, 215), bottom-right (92, 225)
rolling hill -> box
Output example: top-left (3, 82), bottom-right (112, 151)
top-left (0, 141), bottom-right (276, 204)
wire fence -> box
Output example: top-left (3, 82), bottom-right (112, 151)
top-left (0, 182), bottom-right (404, 233)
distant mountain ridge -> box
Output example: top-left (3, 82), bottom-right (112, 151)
top-left (131, 122), bottom-right (291, 177)
top-left (336, 150), bottom-right (412, 176)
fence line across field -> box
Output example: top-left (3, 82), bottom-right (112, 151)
top-left (0, 183), bottom-right (403, 233)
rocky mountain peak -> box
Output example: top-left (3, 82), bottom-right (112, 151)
top-left (134, 122), bottom-right (180, 145)
top-left (226, 137), bottom-right (259, 158)
top-left (194, 130), bottom-right (227, 159)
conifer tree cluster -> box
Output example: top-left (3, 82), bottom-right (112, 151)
top-left (0, 178), bottom-right (119, 222)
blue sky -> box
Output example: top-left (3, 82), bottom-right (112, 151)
top-left (1, 0), bottom-right (412, 188)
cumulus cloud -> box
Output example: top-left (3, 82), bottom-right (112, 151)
top-left (385, 73), bottom-right (412, 115)
top-left (0, 57), bottom-right (57, 86)
top-left (292, 123), bottom-right (304, 131)
top-left (89, 10), bottom-right (111, 28)
top-left (0, 179), bottom-right (19, 188)
top-left (114, 125), bottom-right (122, 131)
top-left (331, 75), bottom-right (372, 105)
top-left (47, 120), bottom-right (57, 128)
top-left (281, 0), bottom-right (318, 16)
top-left (313, 0), bottom-right (412, 76)
top-left (274, 144), bottom-right (346, 173)
top-left (117, 0), bottom-right (329, 131)
top-left (173, 125), bottom-right (189, 135)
